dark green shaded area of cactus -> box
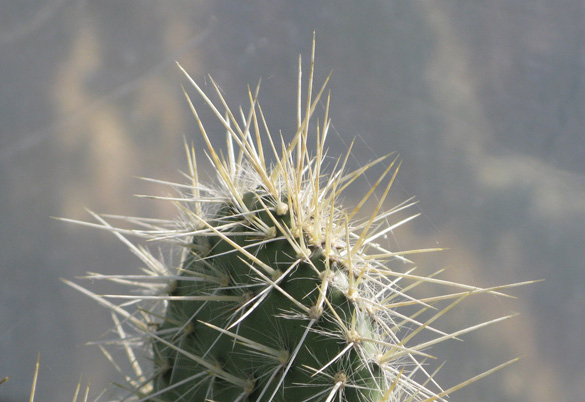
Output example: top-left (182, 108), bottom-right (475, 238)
top-left (151, 192), bottom-right (383, 401)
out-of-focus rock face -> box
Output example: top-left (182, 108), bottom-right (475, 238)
top-left (1, 1), bottom-right (583, 401)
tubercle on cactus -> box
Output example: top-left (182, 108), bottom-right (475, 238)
top-left (61, 36), bottom-right (532, 402)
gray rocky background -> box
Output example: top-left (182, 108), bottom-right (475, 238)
top-left (1, 1), bottom-right (583, 401)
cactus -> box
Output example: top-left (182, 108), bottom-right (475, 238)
top-left (63, 38), bottom-right (529, 402)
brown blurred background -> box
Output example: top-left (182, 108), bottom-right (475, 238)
top-left (1, 1), bottom-right (584, 401)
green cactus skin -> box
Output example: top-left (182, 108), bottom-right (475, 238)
top-left (151, 189), bottom-right (385, 402)
top-left (63, 37), bottom-right (529, 402)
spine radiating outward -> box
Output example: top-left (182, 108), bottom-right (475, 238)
top-left (64, 37), bottom-right (529, 402)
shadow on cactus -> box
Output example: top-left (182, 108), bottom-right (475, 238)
top-left (63, 38), bottom-right (531, 402)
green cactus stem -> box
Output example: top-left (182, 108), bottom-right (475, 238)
top-left (151, 184), bottom-right (389, 401)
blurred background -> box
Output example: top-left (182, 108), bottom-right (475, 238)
top-left (1, 1), bottom-right (584, 401)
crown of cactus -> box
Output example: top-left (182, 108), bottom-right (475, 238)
top-left (63, 38), bottom-right (528, 402)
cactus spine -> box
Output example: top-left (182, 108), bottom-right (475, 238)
top-left (65, 38), bottom-right (526, 402)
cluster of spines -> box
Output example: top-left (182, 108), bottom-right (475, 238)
top-left (61, 37), bottom-right (530, 402)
